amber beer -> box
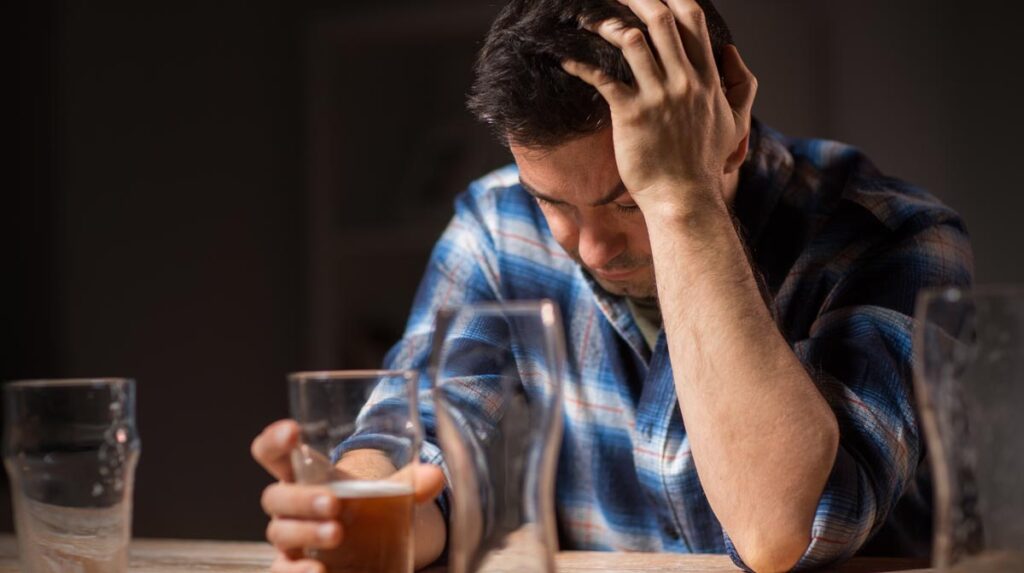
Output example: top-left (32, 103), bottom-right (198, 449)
top-left (314, 480), bottom-right (415, 573)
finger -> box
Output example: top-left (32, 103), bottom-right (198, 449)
top-left (722, 45), bottom-right (757, 123)
top-left (561, 59), bottom-right (633, 107)
top-left (261, 482), bottom-right (340, 519)
top-left (591, 19), bottom-right (664, 91)
top-left (271, 553), bottom-right (325, 573)
top-left (252, 420), bottom-right (300, 482)
top-left (413, 464), bottom-right (446, 504)
top-left (266, 518), bottom-right (342, 551)
top-left (618, 0), bottom-right (690, 78)
top-left (664, 0), bottom-right (717, 82)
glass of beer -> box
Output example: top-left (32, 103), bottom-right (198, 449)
top-left (288, 370), bottom-right (420, 573)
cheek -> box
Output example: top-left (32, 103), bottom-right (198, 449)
top-left (626, 219), bottom-right (653, 257)
top-left (540, 209), bottom-right (578, 249)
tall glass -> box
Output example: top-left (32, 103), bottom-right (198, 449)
top-left (430, 300), bottom-right (566, 573)
top-left (914, 287), bottom-right (1024, 571)
top-left (288, 370), bottom-right (420, 573)
top-left (3, 378), bottom-right (140, 573)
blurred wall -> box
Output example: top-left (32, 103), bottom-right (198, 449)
top-left (6, 0), bottom-right (309, 539)
top-left (718, 0), bottom-right (1023, 284)
top-left (5, 0), bottom-right (1022, 541)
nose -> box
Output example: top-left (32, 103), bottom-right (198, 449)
top-left (577, 215), bottom-right (626, 270)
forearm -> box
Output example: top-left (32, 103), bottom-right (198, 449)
top-left (643, 194), bottom-right (838, 572)
top-left (412, 501), bottom-right (446, 569)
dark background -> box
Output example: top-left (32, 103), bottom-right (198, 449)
top-left (4, 0), bottom-right (1022, 540)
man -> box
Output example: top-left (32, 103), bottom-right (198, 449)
top-left (252, 0), bottom-right (973, 571)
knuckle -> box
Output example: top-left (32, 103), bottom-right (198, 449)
top-left (623, 107), bottom-right (646, 125)
top-left (622, 28), bottom-right (647, 49)
top-left (670, 78), bottom-right (689, 96)
top-left (648, 88), bottom-right (669, 107)
top-left (265, 520), bottom-right (279, 544)
top-left (596, 78), bottom-right (622, 99)
top-left (652, 10), bottom-right (676, 32)
top-left (687, 6), bottom-right (706, 26)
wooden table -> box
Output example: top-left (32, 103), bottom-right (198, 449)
top-left (0, 536), bottom-right (933, 572)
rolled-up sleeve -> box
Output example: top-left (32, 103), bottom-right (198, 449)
top-left (363, 186), bottom-right (505, 557)
top-left (727, 219), bottom-right (972, 571)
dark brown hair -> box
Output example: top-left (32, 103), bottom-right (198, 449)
top-left (467, 0), bottom-right (733, 148)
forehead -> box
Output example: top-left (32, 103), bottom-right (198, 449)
top-left (510, 129), bottom-right (621, 202)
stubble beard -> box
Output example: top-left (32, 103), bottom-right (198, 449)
top-left (574, 252), bottom-right (658, 301)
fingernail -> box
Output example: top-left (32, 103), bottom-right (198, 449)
top-left (313, 495), bottom-right (332, 516)
top-left (317, 522), bottom-right (336, 541)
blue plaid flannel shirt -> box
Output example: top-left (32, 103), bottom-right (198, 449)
top-left (375, 120), bottom-right (973, 570)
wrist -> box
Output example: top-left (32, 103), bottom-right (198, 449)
top-left (634, 175), bottom-right (729, 217)
top-left (637, 189), bottom-right (732, 234)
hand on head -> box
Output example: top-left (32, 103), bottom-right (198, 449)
top-left (562, 0), bottom-right (757, 212)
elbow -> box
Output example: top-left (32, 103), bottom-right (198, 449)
top-left (735, 532), bottom-right (810, 573)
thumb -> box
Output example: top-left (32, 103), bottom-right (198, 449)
top-left (722, 44), bottom-right (757, 124)
top-left (413, 464), bottom-right (446, 504)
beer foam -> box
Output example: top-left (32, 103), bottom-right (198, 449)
top-left (329, 480), bottom-right (413, 498)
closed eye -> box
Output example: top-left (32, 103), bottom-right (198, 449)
top-left (535, 196), bottom-right (566, 209)
top-left (613, 202), bottom-right (641, 214)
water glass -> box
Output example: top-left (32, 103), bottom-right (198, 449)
top-left (3, 378), bottom-right (140, 573)
top-left (914, 287), bottom-right (1024, 571)
top-left (430, 300), bottom-right (566, 573)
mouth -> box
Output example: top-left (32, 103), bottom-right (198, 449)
top-left (592, 267), bottom-right (640, 281)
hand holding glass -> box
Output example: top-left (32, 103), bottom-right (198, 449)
top-left (288, 370), bottom-right (421, 573)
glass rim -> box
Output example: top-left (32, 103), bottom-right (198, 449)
top-left (4, 377), bottom-right (134, 389)
top-left (287, 369), bottom-right (416, 383)
top-left (436, 299), bottom-right (561, 329)
top-left (918, 284), bottom-right (1024, 305)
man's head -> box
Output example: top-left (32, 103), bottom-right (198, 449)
top-left (468, 0), bottom-right (733, 148)
top-left (467, 0), bottom-right (735, 300)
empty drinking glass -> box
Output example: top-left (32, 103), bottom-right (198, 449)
top-left (429, 300), bottom-right (566, 573)
top-left (914, 287), bottom-right (1024, 571)
top-left (3, 378), bottom-right (140, 573)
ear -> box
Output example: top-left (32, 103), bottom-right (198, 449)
top-left (724, 129), bottom-right (750, 175)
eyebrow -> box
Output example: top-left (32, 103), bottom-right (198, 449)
top-left (519, 177), bottom-right (628, 207)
